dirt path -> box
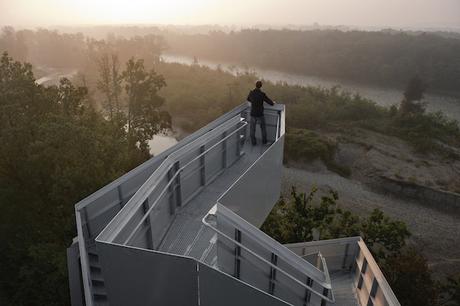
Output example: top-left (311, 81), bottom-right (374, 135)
top-left (282, 166), bottom-right (460, 278)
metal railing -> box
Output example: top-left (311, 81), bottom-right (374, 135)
top-left (122, 120), bottom-right (248, 245)
top-left (285, 237), bottom-right (401, 306)
top-left (201, 209), bottom-right (335, 304)
top-left (356, 239), bottom-right (401, 306)
top-left (97, 114), bottom-right (247, 243)
top-left (100, 106), bottom-right (284, 247)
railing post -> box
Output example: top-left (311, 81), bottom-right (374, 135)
top-left (269, 253), bottom-right (278, 295)
top-left (321, 288), bottom-right (329, 306)
top-left (234, 229), bottom-right (241, 279)
top-left (222, 131), bottom-right (228, 168)
top-left (236, 128), bottom-right (241, 156)
top-left (142, 199), bottom-right (154, 249)
top-left (342, 243), bottom-right (350, 269)
top-left (117, 185), bottom-right (124, 208)
top-left (174, 161), bottom-right (182, 207)
top-left (167, 167), bottom-right (176, 215)
top-left (304, 277), bottom-right (313, 305)
top-left (81, 208), bottom-right (92, 246)
top-left (200, 145), bottom-right (206, 186)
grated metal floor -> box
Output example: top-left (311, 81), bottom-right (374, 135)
top-left (158, 140), bottom-right (269, 264)
top-left (330, 271), bottom-right (359, 306)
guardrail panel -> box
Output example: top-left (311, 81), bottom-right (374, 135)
top-left (199, 263), bottom-right (290, 306)
top-left (274, 273), bottom-right (306, 306)
top-left (219, 134), bottom-right (284, 227)
top-left (97, 242), bottom-right (199, 306)
top-left (239, 248), bottom-right (272, 291)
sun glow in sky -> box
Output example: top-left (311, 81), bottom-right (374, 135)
top-left (1, 0), bottom-right (460, 28)
top-left (71, 0), bottom-right (213, 24)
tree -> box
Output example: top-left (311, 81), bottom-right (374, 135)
top-left (399, 75), bottom-right (428, 115)
top-left (384, 248), bottom-right (439, 306)
top-left (440, 274), bottom-right (460, 306)
top-left (261, 186), bottom-right (441, 306)
top-left (97, 53), bottom-right (115, 118)
top-left (360, 209), bottom-right (410, 260)
top-left (122, 57), bottom-right (171, 153)
top-left (97, 53), bottom-right (122, 119)
top-left (0, 27), bottom-right (28, 62)
top-left (111, 54), bottom-right (122, 112)
top-left (261, 186), bottom-right (410, 254)
top-left (404, 75), bottom-right (428, 103)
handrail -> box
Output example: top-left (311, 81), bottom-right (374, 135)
top-left (76, 103), bottom-right (249, 212)
top-left (201, 211), bottom-right (335, 304)
top-left (319, 252), bottom-right (335, 301)
top-left (98, 115), bottom-right (244, 243)
top-left (275, 110), bottom-right (280, 139)
top-left (123, 121), bottom-right (248, 245)
top-left (357, 239), bottom-right (401, 306)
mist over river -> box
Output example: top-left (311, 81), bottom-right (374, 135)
top-left (162, 54), bottom-right (460, 121)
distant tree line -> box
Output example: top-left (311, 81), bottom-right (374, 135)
top-left (165, 29), bottom-right (460, 94)
top-left (0, 27), bottom-right (166, 71)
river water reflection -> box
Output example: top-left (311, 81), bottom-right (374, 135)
top-left (162, 54), bottom-right (460, 121)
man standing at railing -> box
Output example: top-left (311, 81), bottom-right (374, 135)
top-left (247, 81), bottom-right (275, 145)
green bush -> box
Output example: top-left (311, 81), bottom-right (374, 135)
top-left (285, 128), bottom-right (335, 162)
top-left (284, 128), bottom-right (351, 177)
top-left (390, 111), bottom-right (460, 153)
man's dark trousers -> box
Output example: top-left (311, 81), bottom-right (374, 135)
top-left (250, 115), bottom-right (267, 145)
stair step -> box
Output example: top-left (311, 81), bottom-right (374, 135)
top-left (90, 265), bottom-right (102, 274)
top-left (88, 252), bottom-right (99, 261)
top-left (92, 278), bottom-right (105, 286)
top-left (92, 285), bottom-right (107, 298)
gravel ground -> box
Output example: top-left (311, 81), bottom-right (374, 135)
top-left (282, 166), bottom-right (460, 278)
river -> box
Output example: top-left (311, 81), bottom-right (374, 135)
top-left (148, 133), bottom-right (178, 156)
top-left (35, 67), bottom-right (78, 86)
top-left (162, 54), bottom-right (460, 121)
top-left (36, 57), bottom-right (460, 157)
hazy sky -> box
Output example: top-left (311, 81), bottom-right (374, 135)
top-left (1, 0), bottom-right (459, 29)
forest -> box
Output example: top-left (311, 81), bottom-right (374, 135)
top-left (4, 26), bottom-right (460, 96)
top-left (165, 29), bottom-right (460, 94)
top-left (1, 27), bottom-right (460, 305)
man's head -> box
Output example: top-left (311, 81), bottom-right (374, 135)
top-left (255, 81), bottom-right (263, 89)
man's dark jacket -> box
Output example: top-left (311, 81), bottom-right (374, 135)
top-left (247, 88), bottom-right (274, 117)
